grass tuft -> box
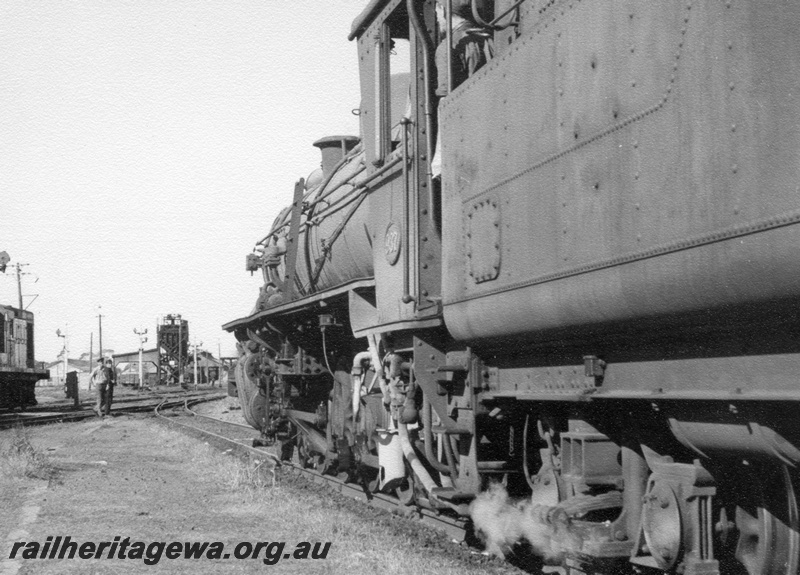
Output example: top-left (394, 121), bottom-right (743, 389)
top-left (0, 426), bottom-right (56, 480)
top-left (217, 454), bottom-right (277, 494)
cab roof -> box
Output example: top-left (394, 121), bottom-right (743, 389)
top-left (349, 0), bottom-right (394, 40)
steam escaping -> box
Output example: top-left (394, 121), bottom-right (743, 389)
top-left (469, 483), bottom-right (580, 562)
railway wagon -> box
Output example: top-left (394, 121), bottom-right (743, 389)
top-left (225, 1), bottom-right (800, 573)
top-left (0, 304), bottom-right (49, 409)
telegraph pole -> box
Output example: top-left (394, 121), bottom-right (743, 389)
top-left (65, 324), bottom-right (69, 385)
top-left (191, 338), bottom-right (203, 391)
top-left (98, 307), bottom-right (104, 360)
top-left (134, 328), bottom-right (148, 389)
top-left (178, 315), bottom-right (184, 387)
top-left (56, 327), bottom-right (68, 384)
top-left (16, 262), bottom-right (23, 310)
top-left (88, 332), bottom-right (93, 390)
top-left (193, 338), bottom-right (198, 390)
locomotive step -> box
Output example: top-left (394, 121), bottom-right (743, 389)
top-left (430, 425), bottom-right (471, 435)
top-left (430, 487), bottom-right (475, 503)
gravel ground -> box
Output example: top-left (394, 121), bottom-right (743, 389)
top-left (193, 395), bottom-right (244, 424)
top-left (0, 414), bottom-right (530, 575)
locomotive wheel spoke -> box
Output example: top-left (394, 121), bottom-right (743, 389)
top-left (734, 464), bottom-right (799, 575)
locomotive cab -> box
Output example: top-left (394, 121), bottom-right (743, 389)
top-left (351, 0), bottom-right (443, 327)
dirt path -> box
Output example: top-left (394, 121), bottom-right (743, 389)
top-left (0, 415), bottom-right (522, 575)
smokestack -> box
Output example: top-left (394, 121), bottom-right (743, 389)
top-left (313, 135), bottom-right (359, 178)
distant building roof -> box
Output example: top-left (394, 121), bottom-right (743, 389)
top-left (46, 358), bottom-right (92, 372)
top-left (112, 348), bottom-right (160, 362)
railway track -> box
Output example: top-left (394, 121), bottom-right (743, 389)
top-left (0, 390), bottom-right (226, 430)
top-left (156, 401), bottom-right (470, 543)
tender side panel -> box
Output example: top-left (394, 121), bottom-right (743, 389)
top-left (440, 1), bottom-right (800, 343)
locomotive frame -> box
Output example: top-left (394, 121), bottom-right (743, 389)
top-left (225, 2), bottom-right (800, 574)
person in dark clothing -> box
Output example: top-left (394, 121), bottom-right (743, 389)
top-left (432, 0), bottom-right (494, 177)
top-left (434, 0), bottom-right (494, 97)
top-left (102, 358), bottom-right (116, 416)
top-left (90, 357), bottom-right (115, 417)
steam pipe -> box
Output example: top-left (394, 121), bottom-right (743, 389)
top-left (309, 191), bottom-right (369, 288)
top-left (398, 422), bottom-right (437, 493)
top-left (522, 414), bottom-right (536, 490)
top-left (422, 392), bottom-right (451, 474)
top-left (366, 334), bottom-right (390, 405)
top-left (351, 351), bottom-right (372, 419)
top-left (385, 353), bottom-right (404, 378)
top-left (285, 415), bottom-right (329, 456)
top-left (406, 0), bottom-right (436, 220)
top-left (443, 432), bottom-right (459, 477)
top-left (351, 351), bottom-right (372, 374)
top-left (490, 0), bottom-right (525, 27)
top-left (446, 0), bottom-right (453, 94)
top-left (401, 117), bottom-right (414, 304)
top-left (471, 0), bottom-right (520, 29)
top-left (352, 373), bottom-right (364, 423)
top-left (256, 154), bottom-right (398, 247)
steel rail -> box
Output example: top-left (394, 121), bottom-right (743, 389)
top-left (154, 400), bottom-right (282, 465)
top-left (0, 392), bottom-right (225, 430)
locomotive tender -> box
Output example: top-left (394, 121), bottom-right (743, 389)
top-left (224, 1), bottom-right (800, 573)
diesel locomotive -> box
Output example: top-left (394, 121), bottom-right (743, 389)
top-left (0, 253), bottom-right (49, 410)
top-left (0, 304), bottom-right (49, 410)
top-left (224, 2), bottom-right (800, 573)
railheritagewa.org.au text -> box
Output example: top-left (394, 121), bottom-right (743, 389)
top-left (8, 536), bottom-right (331, 565)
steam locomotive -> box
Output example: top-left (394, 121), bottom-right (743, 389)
top-left (224, 2), bottom-right (800, 573)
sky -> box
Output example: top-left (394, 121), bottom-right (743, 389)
top-left (1, 0), bottom-right (369, 361)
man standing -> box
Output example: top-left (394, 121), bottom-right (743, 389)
top-left (90, 357), bottom-right (108, 417)
top-left (103, 358), bottom-right (116, 416)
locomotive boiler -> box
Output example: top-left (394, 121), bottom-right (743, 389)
top-left (225, 2), bottom-right (800, 573)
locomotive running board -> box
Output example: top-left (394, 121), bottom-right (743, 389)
top-left (222, 278), bottom-right (375, 331)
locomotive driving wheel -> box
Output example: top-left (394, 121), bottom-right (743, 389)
top-left (733, 464), bottom-right (799, 575)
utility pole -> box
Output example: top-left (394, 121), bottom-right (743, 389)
top-left (134, 328), bottom-right (148, 389)
top-left (192, 338), bottom-right (202, 391)
top-left (65, 324), bottom-right (69, 385)
top-left (16, 262), bottom-right (23, 310)
top-left (56, 327), bottom-right (68, 384)
top-left (178, 315), bottom-right (184, 387)
top-left (98, 307), bottom-right (104, 360)
top-left (88, 332), bottom-right (93, 390)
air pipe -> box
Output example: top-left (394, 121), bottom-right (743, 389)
top-left (398, 422), bottom-right (437, 494)
top-left (406, 0), bottom-right (436, 217)
top-left (366, 334), bottom-right (389, 405)
top-left (471, 0), bottom-right (521, 29)
top-left (401, 117), bottom-right (414, 303)
top-left (351, 351), bottom-right (372, 420)
top-left (422, 392), bottom-right (451, 474)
